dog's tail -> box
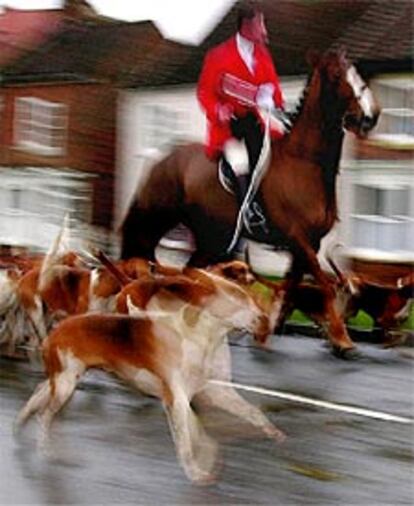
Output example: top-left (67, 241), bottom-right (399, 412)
top-left (326, 256), bottom-right (348, 286)
top-left (91, 248), bottom-right (132, 287)
top-left (325, 242), bottom-right (348, 287)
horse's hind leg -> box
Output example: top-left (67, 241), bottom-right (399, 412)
top-left (288, 237), bottom-right (356, 354)
top-left (187, 215), bottom-right (234, 267)
top-left (323, 292), bottom-right (357, 356)
top-left (121, 207), bottom-right (180, 260)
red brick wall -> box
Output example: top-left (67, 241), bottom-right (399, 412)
top-left (355, 138), bottom-right (414, 161)
top-left (349, 258), bottom-right (413, 284)
top-left (0, 82), bottom-right (117, 228)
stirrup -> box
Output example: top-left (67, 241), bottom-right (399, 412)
top-left (243, 201), bottom-right (268, 234)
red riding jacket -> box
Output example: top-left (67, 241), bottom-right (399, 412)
top-left (197, 35), bottom-right (284, 160)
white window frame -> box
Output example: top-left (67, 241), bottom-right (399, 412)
top-left (14, 97), bottom-right (68, 156)
top-left (370, 76), bottom-right (414, 148)
top-left (341, 162), bottom-right (414, 262)
top-left (0, 167), bottom-right (93, 250)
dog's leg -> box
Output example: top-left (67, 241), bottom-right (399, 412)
top-left (37, 362), bottom-right (83, 439)
top-left (163, 381), bottom-right (218, 484)
top-left (198, 383), bottom-right (285, 443)
top-left (14, 380), bottom-right (52, 434)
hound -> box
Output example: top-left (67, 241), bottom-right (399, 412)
top-left (15, 271), bottom-right (283, 484)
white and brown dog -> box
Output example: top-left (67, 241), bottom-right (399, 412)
top-left (15, 269), bottom-right (284, 484)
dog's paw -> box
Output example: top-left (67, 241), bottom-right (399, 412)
top-left (267, 425), bottom-right (286, 443)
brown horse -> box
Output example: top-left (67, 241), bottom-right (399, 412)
top-left (120, 49), bottom-right (380, 356)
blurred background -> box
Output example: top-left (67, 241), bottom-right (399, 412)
top-left (0, 0), bottom-right (412, 282)
top-left (0, 6), bottom-right (413, 500)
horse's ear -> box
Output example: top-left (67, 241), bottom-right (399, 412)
top-left (306, 49), bottom-right (321, 68)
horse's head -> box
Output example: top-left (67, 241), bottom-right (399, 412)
top-left (308, 48), bottom-right (381, 138)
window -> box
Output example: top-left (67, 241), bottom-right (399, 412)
top-left (0, 167), bottom-right (92, 250)
top-left (14, 97), bottom-right (68, 156)
top-left (351, 183), bottom-right (411, 252)
top-left (141, 104), bottom-right (184, 151)
top-left (370, 77), bottom-right (414, 147)
top-left (343, 164), bottom-right (414, 258)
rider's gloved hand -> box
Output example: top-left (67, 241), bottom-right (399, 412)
top-left (217, 103), bottom-right (234, 123)
top-left (256, 83), bottom-right (275, 110)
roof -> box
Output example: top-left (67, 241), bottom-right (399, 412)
top-left (1, 19), bottom-right (165, 84)
top-left (2, 0), bottom-right (412, 87)
top-left (128, 0), bottom-right (414, 87)
top-left (0, 7), bottom-right (63, 67)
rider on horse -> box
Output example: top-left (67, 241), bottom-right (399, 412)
top-left (197, 2), bottom-right (290, 216)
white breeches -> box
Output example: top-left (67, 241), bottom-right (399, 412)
top-left (223, 138), bottom-right (249, 176)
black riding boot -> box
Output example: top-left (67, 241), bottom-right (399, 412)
top-left (236, 173), bottom-right (267, 235)
top-left (236, 174), bottom-right (250, 207)
top-left (231, 174), bottom-right (250, 257)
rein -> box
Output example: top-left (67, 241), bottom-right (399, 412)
top-left (226, 110), bottom-right (272, 253)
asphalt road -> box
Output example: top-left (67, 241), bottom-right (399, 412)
top-left (1, 335), bottom-right (413, 505)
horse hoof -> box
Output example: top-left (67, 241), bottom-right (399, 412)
top-left (331, 346), bottom-right (361, 360)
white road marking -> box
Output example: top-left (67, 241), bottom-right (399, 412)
top-left (210, 380), bottom-right (413, 424)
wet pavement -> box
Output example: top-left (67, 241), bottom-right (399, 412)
top-left (1, 335), bottom-right (413, 505)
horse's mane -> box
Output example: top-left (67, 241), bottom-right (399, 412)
top-left (287, 50), bottom-right (349, 140)
top-left (286, 73), bottom-right (312, 128)
top-left (282, 59), bottom-right (346, 208)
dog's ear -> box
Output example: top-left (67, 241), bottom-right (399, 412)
top-left (232, 263), bottom-right (255, 284)
top-left (117, 276), bottom-right (158, 311)
top-left (159, 275), bottom-right (215, 303)
top-left (210, 260), bottom-right (255, 285)
top-left (222, 262), bottom-right (244, 280)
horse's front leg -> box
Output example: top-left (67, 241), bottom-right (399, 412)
top-left (287, 235), bottom-right (356, 355)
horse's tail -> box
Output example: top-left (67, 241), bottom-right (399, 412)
top-left (326, 256), bottom-right (347, 287)
top-left (325, 244), bottom-right (364, 297)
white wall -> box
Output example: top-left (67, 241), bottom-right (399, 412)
top-left (115, 78), bottom-right (355, 275)
top-left (115, 85), bottom-right (206, 229)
